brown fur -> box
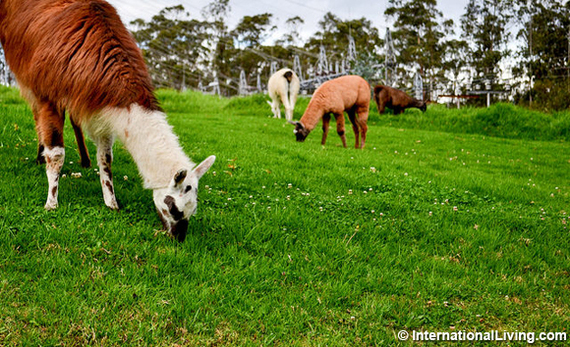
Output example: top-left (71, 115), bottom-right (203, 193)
top-left (0, 0), bottom-right (160, 135)
top-left (373, 85), bottom-right (426, 115)
top-left (293, 75), bottom-right (370, 149)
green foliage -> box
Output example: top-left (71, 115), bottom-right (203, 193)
top-left (385, 0), bottom-right (454, 86)
top-left (231, 13), bottom-right (275, 48)
top-left (1, 90), bottom-right (569, 345)
top-left (375, 102), bottom-right (570, 141)
top-left (130, 6), bottom-right (210, 90)
top-left (461, 0), bottom-right (513, 77)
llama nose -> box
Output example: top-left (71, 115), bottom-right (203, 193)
top-left (170, 219), bottom-right (189, 242)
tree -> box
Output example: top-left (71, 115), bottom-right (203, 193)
top-left (130, 6), bottom-right (210, 90)
top-left (385, 0), bottom-right (453, 98)
top-left (460, 0), bottom-right (514, 84)
top-left (512, 0), bottom-right (570, 109)
top-left (277, 16), bottom-right (305, 47)
top-left (304, 12), bottom-right (382, 76)
top-left (200, 0), bottom-right (233, 92)
top-left (231, 13), bottom-right (275, 48)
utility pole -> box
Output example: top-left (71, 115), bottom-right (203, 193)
top-left (384, 28), bottom-right (397, 86)
top-left (318, 45), bottom-right (328, 75)
top-left (347, 35), bottom-right (356, 62)
top-left (528, 0), bottom-right (533, 107)
top-left (293, 55), bottom-right (303, 81)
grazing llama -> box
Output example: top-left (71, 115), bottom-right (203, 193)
top-left (267, 68), bottom-right (300, 121)
top-left (289, 75), bottom-right (370, 149)
top-left (0, 0), bottom-right (215, 241)
top-left (374, 85), bottom-right (427, 115)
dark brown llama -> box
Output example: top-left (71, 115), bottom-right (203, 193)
top-left (374, 85), bottom-right (426, 115)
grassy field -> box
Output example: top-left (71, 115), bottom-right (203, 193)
top-left (0, 86), bottom-right (569, 346)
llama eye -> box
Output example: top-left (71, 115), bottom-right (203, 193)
top-left (184, 185), bottom-right (192, 193)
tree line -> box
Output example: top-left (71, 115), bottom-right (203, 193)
top-left (1, 0), bottom-right (568, 110)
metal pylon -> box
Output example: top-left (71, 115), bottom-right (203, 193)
top-left (293, 55), bottom-right (303, 81)
top-left (385, 28), bottom-right (397, 86)
top-left (318, 45), bottom-right (328, 75)
top-left (414, 69), bottom-right (423, 100)
top-left (347, 35), bottom-right (356, 62)
top-left (239, 70), bottom-right (247, 95)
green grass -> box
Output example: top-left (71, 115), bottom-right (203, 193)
top-left (0, 86), bottom-right (569, 346)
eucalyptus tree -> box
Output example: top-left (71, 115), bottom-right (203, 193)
top-left (385, 0), bottom-right (453, 98)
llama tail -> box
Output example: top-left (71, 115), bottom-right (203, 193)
top-left (282, 70), bottom-right (299, 121)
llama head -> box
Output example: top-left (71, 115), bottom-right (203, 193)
top-left (153, 155), bottom-right (216, 242)
top-left (420, 102), bottom-right (427, 112)
top-left (288, 121), bottom-right (310, 142)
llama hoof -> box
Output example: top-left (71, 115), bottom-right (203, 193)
top-left (106, 201), bottom-right (119, 210)
top-left (81, 158), bottom-right (92, 168)
top-left (44, 201), bottom-right (58, 210)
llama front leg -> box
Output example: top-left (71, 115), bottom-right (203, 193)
top-left (321, 114), bottom-right (331, 145)
top-left (44, 147), bottom-right (65, 210)
top-left (36, 103), bottom-right (65, 210)
top-left (95, 136), bottom-right (119, 210)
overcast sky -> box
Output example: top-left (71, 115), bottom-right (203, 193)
top-left (107, 0), bottom-right (468, 43)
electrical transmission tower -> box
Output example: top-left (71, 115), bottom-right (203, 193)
top-left (318, 45), bottom-right (328, 75)
top-left (414, 69), bottom-right (423, 100)
top-left (293, 55), bottom-right (303, 81)
top-left (347, 35), bottom-right (357, 62)
top-left (239, 70), bottom-right (247, 95)
top-left (384, 28), bottom-right (397, 86)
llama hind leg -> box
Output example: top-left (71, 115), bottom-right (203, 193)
top-left (354, 106), bottom-right (369, 149)
top-left (281, 93), bottom-right (293, 121)
top-left (334, 113), bottom-right (347, 148)
top-left (347, 111), bottom-right (361, 149)
top-left (36, 103), bottom-right (65, 210)
top-left (95, 136), bottom-right (119, 210)
top-left (33, 109), bottom-right (46, 165)
top-left (70, 116), bottom-right (91, 168)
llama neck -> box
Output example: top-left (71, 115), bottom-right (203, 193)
top-left (299, 100), bottom-right (324, 131)
top-left (101, 104), bottom-right (194, 189)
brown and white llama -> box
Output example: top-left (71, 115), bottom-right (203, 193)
top-left (373, 85), bottom-right (427, 115)
top-left (267, 68), bottom-right (300, 121)
top-left (289, 75), bottom-right (370, 149)
top-left (0, 0), bottom-right (215, 241)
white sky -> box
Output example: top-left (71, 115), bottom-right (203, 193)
top-left (107, 0), bottom-right (468, 43)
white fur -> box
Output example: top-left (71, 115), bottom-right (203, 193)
top-left (267, 68), bottom-right (300, 121)
top-left (85, 104), bottom-right (195, 190)
top-left (44, 146), bottom-right (65, 210)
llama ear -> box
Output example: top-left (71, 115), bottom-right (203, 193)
top-left (288, 120), bottom-right (298, 126)
top-left (193, 155), bottom-right (216, 180)
top-left (173, 169), bottom-right (188, 187)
